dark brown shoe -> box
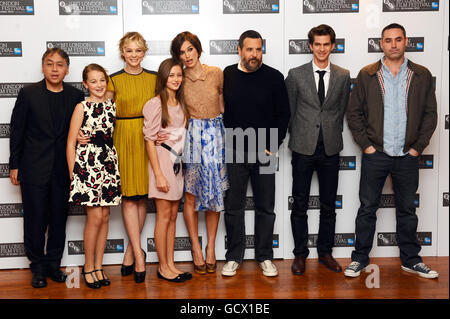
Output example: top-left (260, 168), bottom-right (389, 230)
top-left (319, 254), bottom-right (342, 273)
top-left (291, 256), bottom-right (306, 275)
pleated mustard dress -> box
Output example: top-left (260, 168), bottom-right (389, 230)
top-left (108, 68), bottom-right (157, 199)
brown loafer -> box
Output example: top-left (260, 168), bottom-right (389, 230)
top-left (291, 256), bottom-right (306, 275)
top-left (319, 254), bottom-right (342, 273)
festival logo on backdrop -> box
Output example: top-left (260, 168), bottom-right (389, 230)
top-left (339, 156), bottom-right (356, 170)
top-left (303, 0), bottom-right (359, 13)
top-left (0, 42), bottom-right (22, 57)
top-left (146, 40), bottom-right (171, 56)
top-left (225, 235), bottom-right (279, 249)
top-left (288, 196), bottom-right (343, 210)
top-left (0, 243), bottom-right (26, 257)
top-left (377, 232), bottom-right (432, 246)
top-left (0, 83), bottom-right (29, 98)
top-left (379, 194), bottom-right (420, 208)
top-left (142, 0), bottom-right (199, 14)
top-left (0, 0), bottom-right (34, 15)
top-left (147, 237), bottom-right (198, 252)
top-left (46, 41), bottom-right (105, 56)
top-left (0, 124), bottom-right (9, 138)
top-left (68, 239), bottom-right (124, 255)
top-left (289, 39), bottom-right (345, 54)
top-left (223, 0), bottom-right (279, 14)
top-left (59, 0), bottom-right (118, 15)
top-left (0, 164), bottom-right (9, 178)
top-left (210, 39), bottom-right (266, 55)
top-left (382, 0), bottom-right (439, 12)
top-left (368, 37), bottom-right (424, 53)
top-left (0, 204), bottom-right (23, 218)
top-left (307, 233), bottom-right (355, 247)
top-left (418, 155), bottom-right (434, 169)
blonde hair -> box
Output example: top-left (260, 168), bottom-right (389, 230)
top-left (118, 32), bottom-right (148, 61)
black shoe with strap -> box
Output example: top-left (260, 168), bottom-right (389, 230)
top-left (82, 267), bottom-right (101, 289)
top-left (95, 269), bottom-right (111, 286)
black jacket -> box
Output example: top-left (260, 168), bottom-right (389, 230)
top-left (9, 80), bottom-right (84, 186)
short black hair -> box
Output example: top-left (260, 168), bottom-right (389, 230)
top-left (42, 47), bottom-right (70, 65)
top-left (382, 23), bottom-right (406, 38)
top-left (238, 30), bottom-right (263, 49)
top-left (308, 24), bottom-right (336, 45)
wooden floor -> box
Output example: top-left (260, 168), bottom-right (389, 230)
top-left (0, 257), bottom-right (447, 299)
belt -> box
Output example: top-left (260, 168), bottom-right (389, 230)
top-left (116, 116), bottom-right (144, 120)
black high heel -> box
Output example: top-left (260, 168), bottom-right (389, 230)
top-left (122, 248), bottom-right (146, 276)
top-left (94, 269), bottom-right (111, 286)
top-left (82, 267), bottom-right (101, 289)
top-left (133, 249), bottom-right (147, 283)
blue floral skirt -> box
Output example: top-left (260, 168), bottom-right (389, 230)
top-left (183, 114), bottom-right (229, 212)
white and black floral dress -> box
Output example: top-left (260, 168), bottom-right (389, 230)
top-left (69, 99), bottom-right (121, 206)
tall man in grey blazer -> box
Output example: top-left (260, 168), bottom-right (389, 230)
top-left (285, 24), bottom-right (350, 275)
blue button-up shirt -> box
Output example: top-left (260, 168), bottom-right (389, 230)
top-left (382, 56), bottom-right (409, 156)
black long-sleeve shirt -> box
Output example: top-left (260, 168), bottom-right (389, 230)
top-left (223, 63), bottom-right (290, 154)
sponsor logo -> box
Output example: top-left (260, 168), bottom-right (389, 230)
top-left (210, 39), bottom-right (266, 55)
top-left (368, 37), bottom-right (425, 53)
top-left (147, 236), bottom-right (200, 252)
top-left (418, 154), bottom-right (433, 169)
top-left (46, 41), bottom-right (105, 56)
top-left (443, 192), bottom-right (449, 207)
top-left (303, 0), bottom-right (359, 13)
top-left (377, 232), bottom-right (432, 246)
top-left (66, 82), bottom-right (89, 96)
top-left (0, 242), bottom-right (26, 257)
top-left (0, 0), bottom-right (34, 15)
top-left (445, 115), bottom-right (449, 130)
top-left (382, 0), bottom-right (439, 12)
top-left (142, 0), bottom-right (200, 15)
top-left (68, 239), bottom-right (124, 255)
top-left (339, 156), bottom-right (356, 170)
top-left (379, 194), bottom-right (420, 208)
top-left (289, 39), bottom-right (345, 54)
top-left (0, 203), bottom-right (23, 218)
top-left (225, 234), bottom-right (279, 249)
top-left (0, 124), bottom-right (10, 138)
top-left (307, 233), bottom-right (355, 247)
top-left (0, 42), bottom-right (22, 57)
top-left (223, 0), bottom-right (280, 14)
top-left (59, 0), bottom-right (118, 15)
top-left (288, 195), bottom-right (343, 210)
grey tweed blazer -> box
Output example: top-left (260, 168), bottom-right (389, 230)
top-left (285, 61), bottom-right (351, 156)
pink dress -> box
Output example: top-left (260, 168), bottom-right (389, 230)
top-left (143, 96), bottom-right (186, 200)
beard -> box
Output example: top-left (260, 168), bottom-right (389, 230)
top-left (242, 57), bottom-right (262, 72)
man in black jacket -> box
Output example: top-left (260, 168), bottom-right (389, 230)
top-left (9, 48), bottom-right (84, 288)
top-left (222, 30), bottom-right (290, 277)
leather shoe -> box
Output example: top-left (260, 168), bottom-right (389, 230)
top-left (47, 269), bottom-right (67, 283)
top-left (31, 273), bottom-right (47, 288)
top-left (319, 254), bottom-right (342, 273)
top-left (291, 256), bottom-right (306, 275)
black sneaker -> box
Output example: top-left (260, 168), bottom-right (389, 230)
top-left (401, 263), bottom-right (439, 279)
top-left (344, 261), bottom-right (367, 277)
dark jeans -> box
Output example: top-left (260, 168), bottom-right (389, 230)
top-left (290, 143), bottom-right (339, 258)
top-left (224, 156), bottom-right (276, 263)
top-left (21, 173), bottom-right (69, 274)
top-left (351, 151), bottom-right (422, 267)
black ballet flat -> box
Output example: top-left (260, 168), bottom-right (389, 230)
top-left (95, 269), bottom-right (111, 286)
top-left (181, 272), bottom-right (193, 280)
top-left (157, 271), bottom-right (186, 283)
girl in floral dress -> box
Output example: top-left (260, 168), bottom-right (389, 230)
top-left (67, 64), bottom-right (121, 289)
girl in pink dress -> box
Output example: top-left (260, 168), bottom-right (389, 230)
top-left (143, 58), bottom-right (191, 282)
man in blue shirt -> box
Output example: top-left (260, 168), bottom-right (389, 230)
top-left (345, 23), bottom-right (438, 279)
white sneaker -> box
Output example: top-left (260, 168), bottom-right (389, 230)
top-left (222, 261), bottom-right (240, 276)
top-left (344, 261), bottom-right (367, 277)
top-left (401, 263), bottom-right (439, 279)
top-left (259, 260), bottom-right (278, 277)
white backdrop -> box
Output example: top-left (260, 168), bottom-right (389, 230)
top-left (0, 0), bottom-right (448, 270)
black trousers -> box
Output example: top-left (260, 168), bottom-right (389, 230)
top-left (224, 156), bottom-right (276, 263)
top-left (351, 151), bottom-right (422, 267)
top-left (21, 173), bottom-right (69, 274)
top-left (290, 143), bottom-right (340, 258)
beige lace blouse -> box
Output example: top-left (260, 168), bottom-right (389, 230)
top-left (183, 64), bottom-right (223, 119)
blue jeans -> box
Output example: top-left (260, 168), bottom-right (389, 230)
top-left (351, 151), bottom-right (422, 267)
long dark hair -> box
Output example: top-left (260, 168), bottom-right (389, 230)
top-left (170, 31), bottom-right (203, 63)
top-left (155, 58), bottom-right (189, 128)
